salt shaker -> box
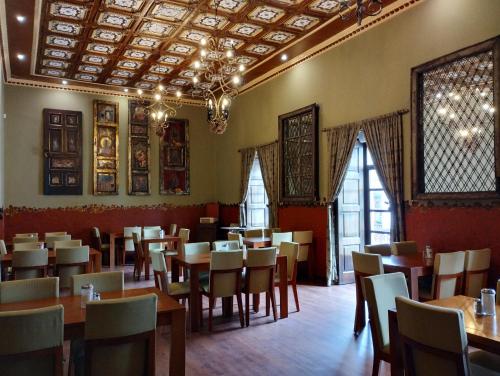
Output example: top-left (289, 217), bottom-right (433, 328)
top-left (474, 298), bottom-right (483, 315)
top-left (80, 283), bottom-right (94, 308)
top-left (481, 288), bottom-right (496, 316)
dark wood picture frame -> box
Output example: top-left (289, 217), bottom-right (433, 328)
top-left (93, 100), bottom-right (119, 195)
top-left (43, 108), bottom-right (83, 195)
top-left (278, 103), bottom-right (319, 204)
top-left (160, 118), bottom-right (190, 195)
top-left (411, 36), bottom-right (500, 202)
top-left (128, 100), bottom-right (151, 195)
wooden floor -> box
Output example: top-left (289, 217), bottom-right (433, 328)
top-left (117, 265), bottom-right (390, 376)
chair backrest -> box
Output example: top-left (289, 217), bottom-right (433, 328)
top-left (209, 250), bottom-right (244, 298)
top-left (150, 251), bottom-right (168, 292)
top-left (143, 228), bottom-right (163, 251)
top-left (464, 248), bottom-right (491, 298)
top-left (169, 223), bottom-right (177, 236)
top-left (0, 305), bottom-right (64, 376)
top-left (178, 228), bottom-right (190, 252)
top-left (143, 226), bottom-right (161, 232)
top-left (124, 226), bottom-right (141, 252)
top-left (13, 241), bottom-right (44, 251)
top-left (278, 242), bottom-right (299, 281)
top-left (45, 235), bottom-right (71, 249)
top-left (13, 236), bottom-right (40, 244)
top-left (433, 251), bottom-right (465, 299)
top-left (0, 277), bottom-right (59, 304)
top-left (395, 296), bottom-right (470, 376)
top-left (244, 229), bottom-right (263, 238)
top-left (90, 227), bottom-right (102, 251)
top-left (271, 232), bottom-right (293, 247)
top-left (213, 240), bottom-right (240, 251)
top-left (228, 232), bottom-right (244, 247)
top-left (55, 246), bottom-right (90, 288)
top-left (132, 232), bottom-right (144, 260)
top-left (45, 232), bottom-right (67, 237)
top-left (352, 251), bottom-right (384, 276)
top-left (184, 242), bottom-right (210, 256)
top-left (53, 240), bottom-right (82, 249)
top-left (365, 244), bottom-right (392, 256)
top-left (71, 271), bottom-right (124, 296)
top-left (84, 294), bottom-right (157, 376)
top-left (293, 231), bottom-right (313, 262)
top-left (364, 273), bottom-right (409, 354)
top-left (14, 233), bottom-right (38, 238)
top-left (0, 240), bottom-right (6, 257)
top-left (391, 241), bottom-right (418, 256)
top-left (263, 228), bottom-right (281, 237)
top-left (12, 249), bottom-right (49, 279)
top-left (246, 247), bottom-right (277, 294)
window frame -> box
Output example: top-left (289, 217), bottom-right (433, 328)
top-left (245, 153), bottom-right (270, 229)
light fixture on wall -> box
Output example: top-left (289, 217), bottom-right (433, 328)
top-left (338, 0), bottom-right (383, 26)
top-left (137, 85), bottom-right (182, 137)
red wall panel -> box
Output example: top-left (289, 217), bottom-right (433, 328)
top-left (219, 204), bottom-right (239, 226)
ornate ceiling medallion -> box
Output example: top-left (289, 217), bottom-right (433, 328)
top-left (167, 43), bottom-right (197, 56)
top-left (86, 43), bottom-right (116, 55)
top-left (263, 31), bottom-right (296, 44)
top-left (82, 55), bottom-right (109, 65)
top-left (150, 65), bottom-right (173, 75)
top-left (247, 6), bottom-right (286, 23)
top-left (41, 68), bottom-right (66, 77)
top-left (97, 12), bottom-right (135, 29)
top-left (209, 0), bottom-right (247, 13)
top-left (309, 0), bottom-right (339, 13)
top-left (124, 49), bottom-right (152, 60)
top-left (104, 0), bottom-right (146, 13)
top-left (158, 55), bottom-right (184, 65)
top-left (245, 44), bottom-right (276, 55)
top-left (179, 29), bottom-right (211, 44)
top-left (150, 3), bottom-right (190, 22)
top-left (106, 77), bottom-right (128, 85)
top-left (91, 29), bottom-right (124, 43)
top-left (74, 73), bottom-right (97, 82)
top-left (78, 65), bottom-right (103, 74)
top-left (192, 13), bottom-right (229, 30)
top-left (284, 14), bottom-right (320, 30)
top-left (130, 36), bottom-right (161, 49)
top-left (44, 48), bottom-right (74, 59)
top-left (117, 60), bottom-right (142, 70)
top-left (142, 74), bottom-right (163, 82)
top-left (42, 59), bottom-right (69, 69)
top-left (139, 21), bottom-right (175, 37)
top-left (48, 20), bottom-right (82, 35)
top-left (50, 2), bottom-right (88, 20)
top-left (112, 69), bottom-right (134, 78)
top-left (46, 35), bottom-right (78, 48)
top-left (229, 23), bottom-right (263, 37)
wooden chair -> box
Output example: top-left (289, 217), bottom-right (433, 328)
top-left (12, 248), bottom-right (49, 280)
top-left (143, 228), bottom-right (164, 252)
top-left (463, 248), bottom-right (491, 298)
top-left (0, 277), bottom-right (59, 303)
top-left (132, 232), bottom-right (149, 281)
top-left (293, 230), bottom-right (314, 278)
top-left (71, 271), bottom-right (124, 295)
top-left (169, 223), bottom-right (178, 236)
top-left (271, 241), bottom-right (300, 312)
top-left (213, 240), bottom-right (240, 251)
top-left (420, 251), bottom-right (465, 301)
top-left (271, 232), bottom-right (293, 249)
top-left (55, 246), bottom-right (90, 288)
top-left (45, 232), bottom-right (67, 237)
top-left (13, 241), bottom-right (44, 251)
top-left (45, 234), bottom-right (71, 249)
top-left (228, 232), bottom-right (244, 248)
top-left (263, 228), bottom-right (281, 237)
top-left (123, 226), bottom-right (141, 265)
top-left (90, 227), bottom-right (111, 266)
top-left (14, 232), bottom-right (38, 238)
top-left (184, 242), bottom-right (210, 282)
top-left (13, 236), bottom-right (40, 244)
top-left (396, 296), bottom-right (500, 375)
top-left (202, 250), bottom-right (245, 331)
top-left (0, 305), bottom-right (64, 376)
top-left (364, 272), bottom-right (409, 376)
top-left (245, 247), bottom-right (278, 326)
top-left (352, 251), bottom-right (384, 335)
top-left (365, 244), bottom-right (392, 256)
top-left (390, 241), bottom-right (418, 255)
top-left (53, 240), bottom-right (82, 249)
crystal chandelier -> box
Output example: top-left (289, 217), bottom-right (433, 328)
top-left (190, 2), bottom-right (244, 134)
top-left (137, 86), bottom-right (182, 137)
top-left (338, 0), bottom-right (383, 25)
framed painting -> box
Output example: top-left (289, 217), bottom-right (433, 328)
top-left (128, 100), bottom-right (151, 195)
top-left (43, 108), bottom-right (83, 195)
top-left (278, 104), bottom-right (319, 204)
top-left (160, 118), bottom-right (190, 195)
top-left (93, 100), bottom-right (119, 195)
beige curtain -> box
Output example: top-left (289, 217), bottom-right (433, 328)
top-left (325, 123), bottom-right (362, 285)
top-left (239, 147), bottom-right (256, 226)
top-left (256, 142), bottom-right (279, 228)
top-left (363, 112), bottom-right (405, 241)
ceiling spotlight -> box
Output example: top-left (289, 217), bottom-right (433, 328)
top-left (124, 88), bottom-right (129, 93)
top-left (232, 76), bottom-right (241, 85)
top-left (137, 89), bottom-right (143, 95)
top-left (62, 80), bottom-right (68, 85)
top-left (281, 54), bottom-right (288, 61)
top-left (16, 53), bottom-right (25, 61)
top-left (16, 15), bottom-right (26, 23)
top-left (238, 64), bottom-right (245, 72)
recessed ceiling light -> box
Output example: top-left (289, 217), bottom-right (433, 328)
top-left (280, 54), bottom-right (288, 62)
top-left (16, 15), bottom-right (26, 23)
top-left (124, 88), bottom-right (129, 93)
top-left (16, 53), bottom-right (25, 61)
top-left (62, 80), bottom-right (68, 85)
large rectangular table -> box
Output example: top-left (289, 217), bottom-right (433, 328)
top-left (243, 237), bottom-right (272, 248)
top-left (171, 252), bottom-right (289, 332)
top-left (0, 287), bottom-right (186, 376)
top-left (389, 295), bottom-right (500, 375)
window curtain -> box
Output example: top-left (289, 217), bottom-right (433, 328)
top-left (256, 142), bottom-right (279, 228)
top-left (363, 112), bottom-right (405, 242)
top-left (325, 123), bottom-right (362, 285)
top-left (239, 147), bottom-right (256, 227)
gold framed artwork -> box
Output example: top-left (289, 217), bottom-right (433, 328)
top-left (128, 100), bottom-right (151, 195)
top-left (93, 100), bottom-right (119, 195)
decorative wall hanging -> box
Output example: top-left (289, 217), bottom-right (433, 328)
top-left (128, 100), bottom-right (151, 195)
top-left (93, 100), bottom-right (119, 195)
top-left (43, 108), bottom-right (83, 195)
top-left (160, 118), bottom-right (190, 195)
top-left (278, 104), bottom-right (319, 204)
top-left (411, 36), bottom-right (500, 202)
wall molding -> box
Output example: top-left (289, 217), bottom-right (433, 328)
top-left (405, 200), bottom-right (500, 209)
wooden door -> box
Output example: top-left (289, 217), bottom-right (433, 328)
top-left (43, 109), bottom-right (82, 195)
top-left (336, 143), bottom-right (365, 284)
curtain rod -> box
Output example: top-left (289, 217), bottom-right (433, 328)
top-left (321, 109), bottom-right (409, 132)
top-left (238, 140), bottom-right (278, 152)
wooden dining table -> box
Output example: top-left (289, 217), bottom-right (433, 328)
top-left (389, 295), bottom-right (500, 375)
top-left (171, 252), bottom-right (289, 332)
top-left (0, 287), bottom-right (186, 376)
top-left (243, 236), bottom-right (272, 248)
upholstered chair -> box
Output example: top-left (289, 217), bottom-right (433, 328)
top-left (123, 226), bottom-right (141, 264)
top-left (420, 251), bottom-right (465, 301)
top-left (396, 296), bottom-right (500, 375)
top-left (169, 223), bottom-right (178, 236)
top-left (45, 234), bottom-right (71, 249)
top-left (150, 250), bottom-right (191, 303)
top-left (463, 248), bottom-right (491, 298)
top-left (364, 272), bottom-right (409, 376)
top-left (143, 227), bottom-right (164, 252)
top-left (14, 232), bottom-right (38, 238)
top-left (71, 271), bottom-right (124, 296)
top-left (263, 228), bottom-right (281, 237)
top-left (90, 227), bottom-right (110, 266)
top-left (245, 247), bottom-right (278, 326)
top-left (228, 232), bottom-right (244, 248)
top-left (365, 244), bottom-right (392, 256)
top-left (0, 305), bottom-right (64, 376)
top-left (0, 240), bottom-right (7, 257)
top-left (390, 241), bottom-right (418, 256)
top-left (143, 226), bottom-right (161, 232)
top-left (45, 232), bottom-right (67, 237)
top-left (271, 232), bottom-right (293, 249)
top-left (178, 228), bottom-right (190, 250)
top-left (352, 251), bottom-right (384, 335)
top-left (293, 230), bottom-right (314, 278)
top-left (54, 239), bottom-right (82, 249)
top-left (13, 236), bottom-right (40, 244)
top-left (0, 277), bottom-right (59, 303)
top-left (55, 246), bottom-right (90, 288)
top-left (273, 241), bottom-right (300, 312)
top-left (202, 250), bottom-right (244, 331)
top-left (213, 240), bottom-right (240, 251)
top-left (13, 241), bottom-right (44, 251)
top-left (244, 229), bottom-right (264, 238)
top-left (184, 242), bottom-right (210, 255)
top-left (12, 248), bottom-right (49, 279)
top-left (82, 294), bottom-right (157, 376)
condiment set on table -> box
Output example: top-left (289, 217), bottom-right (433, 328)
top-left (80, 284), bottom-right (101, 308)
top-left (475, 288), bottom-right (496, 316)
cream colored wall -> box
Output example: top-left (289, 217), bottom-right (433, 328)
top-left (215, 0), bottom-right (500, 203)
top-left (4, 85), bottom-right (216, 208)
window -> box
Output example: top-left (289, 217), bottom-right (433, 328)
top-left (246, 154), bottom-right (269, 228)
top-left (365, 149), bottom-right (391, 245)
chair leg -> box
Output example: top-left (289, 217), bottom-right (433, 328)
top-left (208, 296), bottom-right (214, 332)
top-left (245, 292), bottom-right (250, 327)
top-left (292, 283), bottom-right (300, 312)
top-left (270, 287), bottom-right (278, 321)
top-left (236, 293), bottom-right (244, 328)
top-left (372, 355), bottom-right (380, 376)
top-left (354, 298), bottom-right (366, 336)
top-left (266, 291), bottom-right (271, 316)
top-left (199, 295), bottom-right (203, 328)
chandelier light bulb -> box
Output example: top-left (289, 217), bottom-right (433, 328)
top-left (472, 127), bottom-right (479, 133)
top-left (459, 129), bottom-right (469, 138)
top-left (158, 84), bottom-right (164, 91)
top-left (437, 107), bottom-right (447, 116)
top-left (226, 50), bottom-right (234, 58)
top-left (436, 92), bottom-right (443, 99)
top-left (208, 99), bottom-right (213, 108)
top-left (176, 90), bottom-right (182, 98)
top-left (155, 93), bottom-right (161, 101)
top-left (194, 60), bottom-right (201, 69)
top-left (222, 98), bottom-right (229, 109)
top-left (453, 94), bottom-right (461, 101)
top-left (200, 38), bottom-right (207, 46)
top-left (193, 76), bottom-right (199, 84)
top-left (158, 111), bottom-right (163, 119)
top-left (449, 113), bottom-right (456, 120)
top-left (164, 113), bottom-right (168, 120)
top-left (489, 107), bottom-right (496, 114)
top-left (232, 76), bottom-right (240, 85)
top-left (200, 49), bottom-right (207, 58)
top-left (152, 112), bottom-right (157, 120)
top-left (138, 89), bottom-right (143, 95)
top-left (480, 91), bottom-right (487, 97)
top-left (16, 53), bottom-right (25, 61)
top-left (238, 64), bottom-right (245, 72)
top-left (482, 103), bottom-right (491, 111)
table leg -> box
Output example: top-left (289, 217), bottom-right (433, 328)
top-left (409, 269), bottom-right (419, 300)
top-left (144, 242), bottom-right (150, 281)
top-left (389, 309), bottom-right (404, 376)
top-left (169, 308), bottom-right (186, 376)
top-left (171, 258), bottom-right (179, 283)
top-left (222, 297), bottom-right (234, 318)
top-left (253, 294), bottom-right (260, 313)
top-left (94, 252), bottom-right (102, 272)
top-left (189, 266), bottom-right (201, 332)
top-left (277, 256), bottom-right (288, 319)
top-left (109, 234), bottom-right (116, 268)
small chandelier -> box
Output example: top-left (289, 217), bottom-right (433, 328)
top-left (137, 86), bottom-right (182, 137)
top-left (338, 0), bottom-right (383, 25)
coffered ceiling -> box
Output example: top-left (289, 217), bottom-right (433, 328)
top-left (1, 0), bottom-right (409, 100)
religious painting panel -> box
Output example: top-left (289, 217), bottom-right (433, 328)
top-left (128, 100), bottom-right (151, 195)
